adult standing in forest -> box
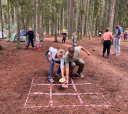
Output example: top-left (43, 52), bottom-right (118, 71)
top-left (102, 28), bottom-right (113, 58)
top-left (62, 27), bottom-right (68, 43)
top-left (113, 23), bottom-right (123, 56)
top-left (23, 27), bottom-right (35, 49)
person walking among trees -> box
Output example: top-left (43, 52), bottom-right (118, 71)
top-left (113, 23), bottom-right (123, 56)
top-left (46, 47), bottom-right (66, 83)
top-left (23, 27), bottom-right (35, 49)
top-left (102, 28), bottom-right (113, 58)
top-left (62, 27), bottom-right (68, 43)
top-left (98, 30), bottom-right (102, 39)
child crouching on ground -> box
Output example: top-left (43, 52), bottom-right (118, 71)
top-left (36, 33), bottom-right (40, 50)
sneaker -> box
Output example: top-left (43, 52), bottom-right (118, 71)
top-left (49, 78), bottom-right (55, 83)
top-left (76, 72), bottom-right (84, 78)
top-left (115, 54), bottom-right (119, 56)
top-left (112, 53), bottom-right (116, 55)
top-left (33, 47), bottom-right (34, 49)
top-left (26, 47), bottom-right (28, 49)
top-left (55, 73), bottom-right (62, 78)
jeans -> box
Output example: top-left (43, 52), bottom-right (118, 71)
top-left (113, 38), bottom-right (121, 54)
top-left (27, 38), bottom-right (34, 47)
top-left (46, 54), bottom-right (61, 79)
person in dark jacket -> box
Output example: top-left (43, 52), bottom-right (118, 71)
top-left (23, 27), bottom-right (35, 49)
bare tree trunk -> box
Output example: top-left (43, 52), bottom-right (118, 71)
top-left (2, 7), bottom-right (4, 29)
top-left (16, 0), bottom-right (20, 48)
top-left (54, 19), bottom-right (57, 42)
top-left (34, 0), bottom-right (37, 44)
top-left (10, 12), bottom-right (12, 29)
top-left (108, 0), bottom-right (116, 32)
top-left (14, 6), bottom-right (16, 25)
top-left (91, 0), bottom-right (95, 37)
top-left (21, 5), bottom-right (24, 30)
top-left (0, 0), bottom-right (4, 39)
top-left (98, 0), bottom-right (102, 31)
top-left (39, 13), bottom-right (42, 40)
top-left (7, 0), bottom-right (11, 38)
top-left (60, 9), bottom-right (63, 35)
top-left (86, 0), bottom-right (89, 39)
top-left (84, 0), bottom-right (87, 36)
top-left (51, 14), bottom-right (54, 36)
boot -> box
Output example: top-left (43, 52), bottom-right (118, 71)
top-left (107, 54), bottom-right (110, 58)
top-left (103, 53), bottom-right (104, 57)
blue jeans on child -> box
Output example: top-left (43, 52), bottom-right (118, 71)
top-left (46, 54), bottom-right (61, 79)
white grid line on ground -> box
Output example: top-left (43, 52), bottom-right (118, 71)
top-left (33, 83), bottom-right (91, 86)
top-left (24, 78), bottom-right (34, 108)
top-left (71, 78), bottom-right (84, 105)
top-left (30, 92), bottom-right (99, 95)
top-left (35, 77), bottom-right (86, 79)
top-left (50, 84), bottom-right (53, 106)
top-left (24, 77), bottom-right (112, 108)
top-left (25, 105), bottom-right (111, 108)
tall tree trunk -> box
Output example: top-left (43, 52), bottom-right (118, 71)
top-left (91, 0), bottom-right (95, 37)
top-left (54, 19), bottom-right (57, 42)
top-left (104, 0), bottom-right (109, 30)
top-left (84, 0), bottom-right (87, 36)
top-left (34, 0), bottom-right (37, 44)
top-left (98, 0), bottom-right (102, 31)
top-left (14, 6), bottom-right (16, 25)
top-left (39, 13), bottom-right (42, 40)
top-left (51, 14), bottom-right (54, 36)
top-left (7, 0), bottom-right (11, 38)
top-left (60, 9), bottom-right (63, 35)
top-left (10, 9), bottom-right (12, 29)
top-left (21, 5), bottom-right (24, 30)
top-left (108, 0), bottom-right (116, 32)
top-left (86, 0), bottom-right (89, 39)
top-left (0, 0), bottom-right (4, 39)
top-left (16, 0), bottom-right (20, 48)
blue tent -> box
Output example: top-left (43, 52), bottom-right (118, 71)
top-left (20, 28), bottom-right (26, 38)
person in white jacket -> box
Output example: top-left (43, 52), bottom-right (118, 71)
top-left (46, 47), bottom-right (65, 83)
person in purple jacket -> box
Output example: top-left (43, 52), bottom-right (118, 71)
top-left (124, 32), bottom-right (127, 41)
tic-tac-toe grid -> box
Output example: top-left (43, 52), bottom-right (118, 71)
top-left (24, 77), bottom-right (112, 108)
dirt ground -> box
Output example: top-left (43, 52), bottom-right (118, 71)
top-left (0, 36), bottom-right (128, 114)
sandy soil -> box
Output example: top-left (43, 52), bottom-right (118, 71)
top-left (0, 36), bottom-right (128, 114)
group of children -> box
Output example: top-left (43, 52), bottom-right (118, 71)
top-left (24, 27), bottom-right (78, 51)
top-left (23, 27), bottom-right (43, 51)
top-left (62, 27), bottom-right (77, 47)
